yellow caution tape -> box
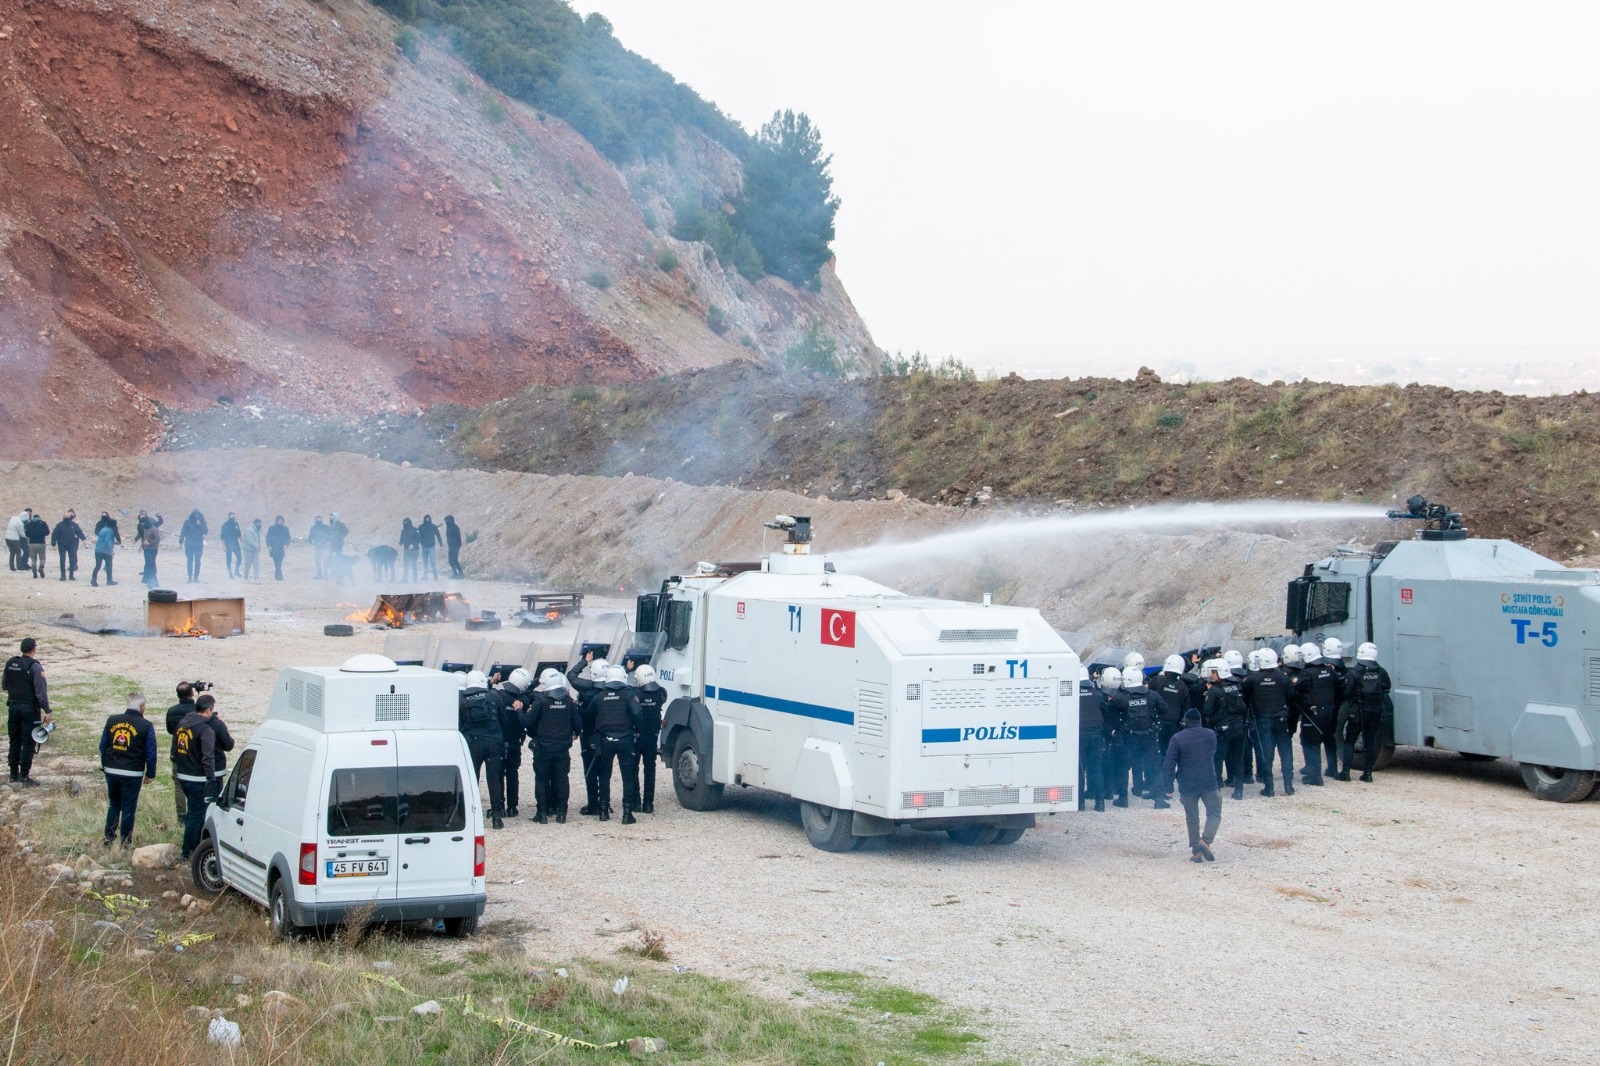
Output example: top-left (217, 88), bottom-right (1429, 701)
top-left (155, 930), bottom-right (215, 948)
top-left (358, 973), bottom-right (649, 1051)
top-left (85, 890), bottom-right (148, 919)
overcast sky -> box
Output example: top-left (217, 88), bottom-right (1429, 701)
top-left (577, 2), bottom-right (1600, 388)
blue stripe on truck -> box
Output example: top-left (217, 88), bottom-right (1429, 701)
top-left (706, 685), bottom-right (855, 726)
top-left (921, 725), bottom-right (1058, 743)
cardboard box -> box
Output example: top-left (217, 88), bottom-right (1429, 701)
top-left (146, 597), bottom-right (245, 638)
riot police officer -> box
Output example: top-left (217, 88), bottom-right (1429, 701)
top-left (630, 665), bottom-right (667, 814)
top-left (589, 665), bottom-right (643, 823)
top-left (1077, 671), bottom-right (1106, 812)
top-left (568, 656), bottom-right (608, 815)
top-left (524, 669), bottom-right (583, 823)
top-left (1339, 642), bottom-right (1391, 782)
top-left (494, 669), bottom-right (532, 817)
top-left (459, 671), bottom-right (505, 829)
top-left (1150, 655), bottom-right (1191, 796)
top-left (1294, 643), bottom-right (1340, 786)
top-left (1244, 648), bottom-right (1295, 796)
top-left (1098, 667), bottom-right (1129, 808)
top-left (1201, 659), bottom-right (1249, 800)
top-left (1120, 668), bottom-right (1169, 809)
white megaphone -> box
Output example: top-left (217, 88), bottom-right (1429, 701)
top-left (30, 721), bottom-right (53, 746)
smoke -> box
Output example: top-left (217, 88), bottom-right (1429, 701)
top-left (832, 499), bottom-right (1388, 569)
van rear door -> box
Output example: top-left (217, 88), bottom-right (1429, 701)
top-left (318, 733), bottom-right (400, 910)
top-left (394, 731), bottom-right (476, 905)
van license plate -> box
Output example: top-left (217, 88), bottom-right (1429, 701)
top-left (326, 859), bottom-right (388, 878)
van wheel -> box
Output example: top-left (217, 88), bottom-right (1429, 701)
top-left (268, 880), bottom-right (302, 940)
top-left (990, 828), bottom-right (1027, 845)
top-left (1519, 763), bottom-right (1597, 803)
top-left (671, 732), bottom-right (724, 812)
top-left (947, 826), bottom-right (1000, 846)
top-left (190, 837), bottom-right (226, 897)
top-left (443, 915), bottom-right (477, 938)
top-left (1371, 744), bottom-right (1396, 771)
top-left (799, 802), bottom-right (861, 852)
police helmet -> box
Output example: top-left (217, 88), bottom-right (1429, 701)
top-left (607, 664), bottom-right (629, 685)
top-left (507, 667), bottom-right (532, 691)
top-left (1246, 649), bottom-right (1262, 672)
top-left (538, 668), bottom-right (566, 693)
top-left (1258, 648), bottom-right (1279, 670)
top-left (1122, 652), bottom-right (1145, 674)
top-left (1299, 642), bottom-right (1322, 663)
top-left (1356, 642), bottom-right (1379, 663)
top-left (1097, 666), bottom-right (1122, 692)
top-left (1163, 654), bottom-right (1185, 674)
top-left (1322, 637), bottom-right (1344, 660)
top-left (587, 658), bottom-right (610, 679)
top-left (1279, 644), bottom-right (1303, 666)
top-left (1121, 668), bottom-right (1143, 690)
top-left (633, 664), bottom-right (658, 687)
top-left (465, 670), bottom-right (488, 690)
top-left (1203, 658), bottom-right (1226, 678)
top-left (1223, 649), bottom-right (1245, 671)
top-left (456, 672), bottom-right (469, 690)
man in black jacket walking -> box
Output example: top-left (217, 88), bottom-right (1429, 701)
top-left (265, 516), bottom-right (292, 580)
top-left (219, 513), bottom-right (242, 578)
top-left (1163, 709), bottom-right (1221, 863)
top-left (24, 512), bottom-right (49, 579)
top-left (50, 511), bottom-right (86, 581)
top-left (100, 692), bottom-right (157, 847)
top-left (178, 510), bottom-right (207, 582)
top-left (444, 515), bottom-right (464, 578)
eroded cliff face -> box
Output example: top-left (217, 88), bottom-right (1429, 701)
top-left (0, 0), bottom-right (875, 457)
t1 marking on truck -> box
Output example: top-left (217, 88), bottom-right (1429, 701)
top-left (788, 604), bottom-right (802, 632)
top-left (821, 608), bottom-right (856, 648)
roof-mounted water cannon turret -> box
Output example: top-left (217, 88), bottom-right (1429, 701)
top-left (1386, 495), bottom-right (1467, 541)
top-left (764, 514), bottom-right (813, 554)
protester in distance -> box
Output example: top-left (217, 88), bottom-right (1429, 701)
top-left (178, 509), bottom-right (207, 583)
top-left (100, 692), bottom-right (157, 848)
top-left (308, 515), bottom-right (331, 580)
top-left (1338, 643), bottom-right (1392, 782)
top-left (219, 512), bottom-right (242, 579)
top-left (419, 514), bottom-right (443, 580)
top-left (1164, 709), bottom-right (1221, 863)
top-left (90, 514), bottom-right (118, 587)
top-left (24, 509), bottom-right (49, 579)
top-left (524, 668), bottom-right (583, 824)
top-left (135, 511), bottom-right (164, 586)
top-left (1244, 647), bottom-right (1295, 796)
top-left (240, 518), bottom-right (263, 582)
top-left (459, 670), bottom-right (506, 829)
top-left (266, 516), bottom-right (291, 581)
top-left (326, 512), bottom-right (349, 555)
top-left (4, 508), bottom-right (29, 573)
top-left (172, 693), bottom-right (221, 860)
top-left (630, 664), bottom-right (667, 814)
top-left (444, 515), bottom-right (464, 578)
top-left (399, 517), bottom-right (421, 582)
top-left (4, 638), bottom-right (50, 786)
top-left (50, 509), bottom-right (86, 582)
top-left (166, 682), bottom-right (198, 822)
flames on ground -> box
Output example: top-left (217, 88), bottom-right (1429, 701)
top-left (349, 593), bottom-right (470, 628)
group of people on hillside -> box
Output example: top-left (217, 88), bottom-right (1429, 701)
top-left (1083, 638), bottom-right (1392, 863)
top-left (5, 505), bottom-right (467, 587)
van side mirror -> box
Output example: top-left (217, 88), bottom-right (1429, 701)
top-left (213, 791), bottom-right (230, 811)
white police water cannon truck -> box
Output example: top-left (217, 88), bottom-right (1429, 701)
top-left (1288, 495), bottom-right (1600, 802)
top-left (637, 515), bottom-right (1080, 851)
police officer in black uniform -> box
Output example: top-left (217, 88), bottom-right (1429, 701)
top-left (1151, 655), bottom-right (1191, 793)
top-left (1098, 667), bottom-right (1130, 808)
top-left (4, 638), bottom-right (50, 785)
top-left (589, 665), bottom-right (643, 823)
top-left (1294, 643), bottom-right (1341, 787)
top-left (1077, 673), bottom-right (1106, 812)
top-left (525, 669), bottom-right (583, 823)
top-left (99, 692), bottom-right (157, 847)
top-left (1119, 668), bottom-right (1170, 809)
top-left (458, 671), bottom-right (505, 829)
top-left (567, 655), bottom-right (609, 816)
top-left (629, 664), bottom-right (667, 814)
top-left (1202, 659), bottom-right (1249, 800)
top-left (1339, 642), bottom-right (1392, 782)
top-left (494, 668), bottom-right (531, 817)
top-left (1244, 648), bottom-right (1295, 796)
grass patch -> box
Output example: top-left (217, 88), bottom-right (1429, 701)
top-left (807, 970), bottom-right (982, 1061)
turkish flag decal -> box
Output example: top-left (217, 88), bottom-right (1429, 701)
top-left (821, 608), bottom-right (856, 648)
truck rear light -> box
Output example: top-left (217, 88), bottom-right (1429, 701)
top-left (1034, 786), bottom-right (1071, 805)
top-left (473, 835), bottom-right (486, 878)
top-left (298, 843), bottom-right (317, 885)
top-left (901, 791), bottom-right (945, 810)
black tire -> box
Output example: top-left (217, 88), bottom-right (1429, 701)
top-left (323, 623), bottom-right (354, 637)
top-left (799, 801), bottom-right (861, 852)
top-left (148, 589), bottom-right (178, 603)
top-left (670, 731), bottom-right (725, 812)
top-left (990, 827), bottom-right (1027, 846)
top-left (947, 825), bottom-right (1000, 847)
top-left (1458, 752), bottom-right (1498, 763)
top-left (442, 915), bottom-right (478, 938)
top-left (1370, 744), bottom-right (1396, 771)
top-left (464, 618), bottom-right (502, 632)
top-left (190, 836), bottom-right (226, 897)
top-left (1519, 762), bottom-right (1597, 803)
top-left (268, 879), bottom-right (302, 941)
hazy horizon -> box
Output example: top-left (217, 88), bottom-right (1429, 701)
top-left (577, 2), bottom-right (1600, 394)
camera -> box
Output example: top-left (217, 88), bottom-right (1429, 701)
top-left (192, 681), bottom-right (213, 693)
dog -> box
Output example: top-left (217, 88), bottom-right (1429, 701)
top-left (325, 553), bottom-right (356, 585)
top-left (367, 544), bottom-right (398, 582)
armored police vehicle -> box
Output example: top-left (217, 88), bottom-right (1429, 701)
top-left (1288, 496), bottom-right (1600, 802)
top-left (637, 516), bottom-right (1080, 851)
top-left (190, 654), bottom-right (487, 936)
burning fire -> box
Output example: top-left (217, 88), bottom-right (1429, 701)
top-left (545, 610), bottom-right (563, 623)
top-left (167, 618), bottom-right (208, 638)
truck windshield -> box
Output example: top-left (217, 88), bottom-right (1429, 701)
top-left (327, 765), bottom-right (466, 836)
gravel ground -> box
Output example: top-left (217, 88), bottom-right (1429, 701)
top-left (2, 455), bottom-right (1595, 1063)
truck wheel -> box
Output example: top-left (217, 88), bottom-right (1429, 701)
top-left (268, 879), bottom-right (303, 941)
top-left (442, 915), bottom-right (477, 938)
top-left (671, 732), bottom-right (724, 812)
top-left (990, 827), bottom-right (1027, 846)
top-left (799, 801), bottom-right (861, 852)
top-left (1370, 745), bottom-right (1396, 771)
top-left (947, 826), bottom-right (1000, 846)
top-left (190, 837), bottom-right (226, 897)
top-left (1519, 763), bottom-right (1597, 803)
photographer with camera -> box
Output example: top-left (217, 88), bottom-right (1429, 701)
top-left (172, 693), bottom-right (221, 860)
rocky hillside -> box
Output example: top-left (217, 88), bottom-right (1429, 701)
top-left (0, 0), bottom-right (873, 459)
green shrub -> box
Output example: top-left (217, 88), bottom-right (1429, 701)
top-left (480, 96), bottom-right (507, 124)
top-left (1157, 411), bottom-right (1185, 429)
top-left (584, 270), bottom-right (611, 290)
top-left (656, 246), bottom-right (679, 272)
top-left (641, 207), bottom-right (658, 232)
top-left (707, 305), bottom-right (727, 335)
top-left (872, 350), bottom-right (975, 381)
top-left (784, 320), bottom-right (843, 377)
top-left (394, 26), bottom-right (420, 61)
top-left (488, 173), bottom-right (503, 190)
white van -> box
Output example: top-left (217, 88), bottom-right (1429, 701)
top-left (189, 654), bottom-right (487, 938)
